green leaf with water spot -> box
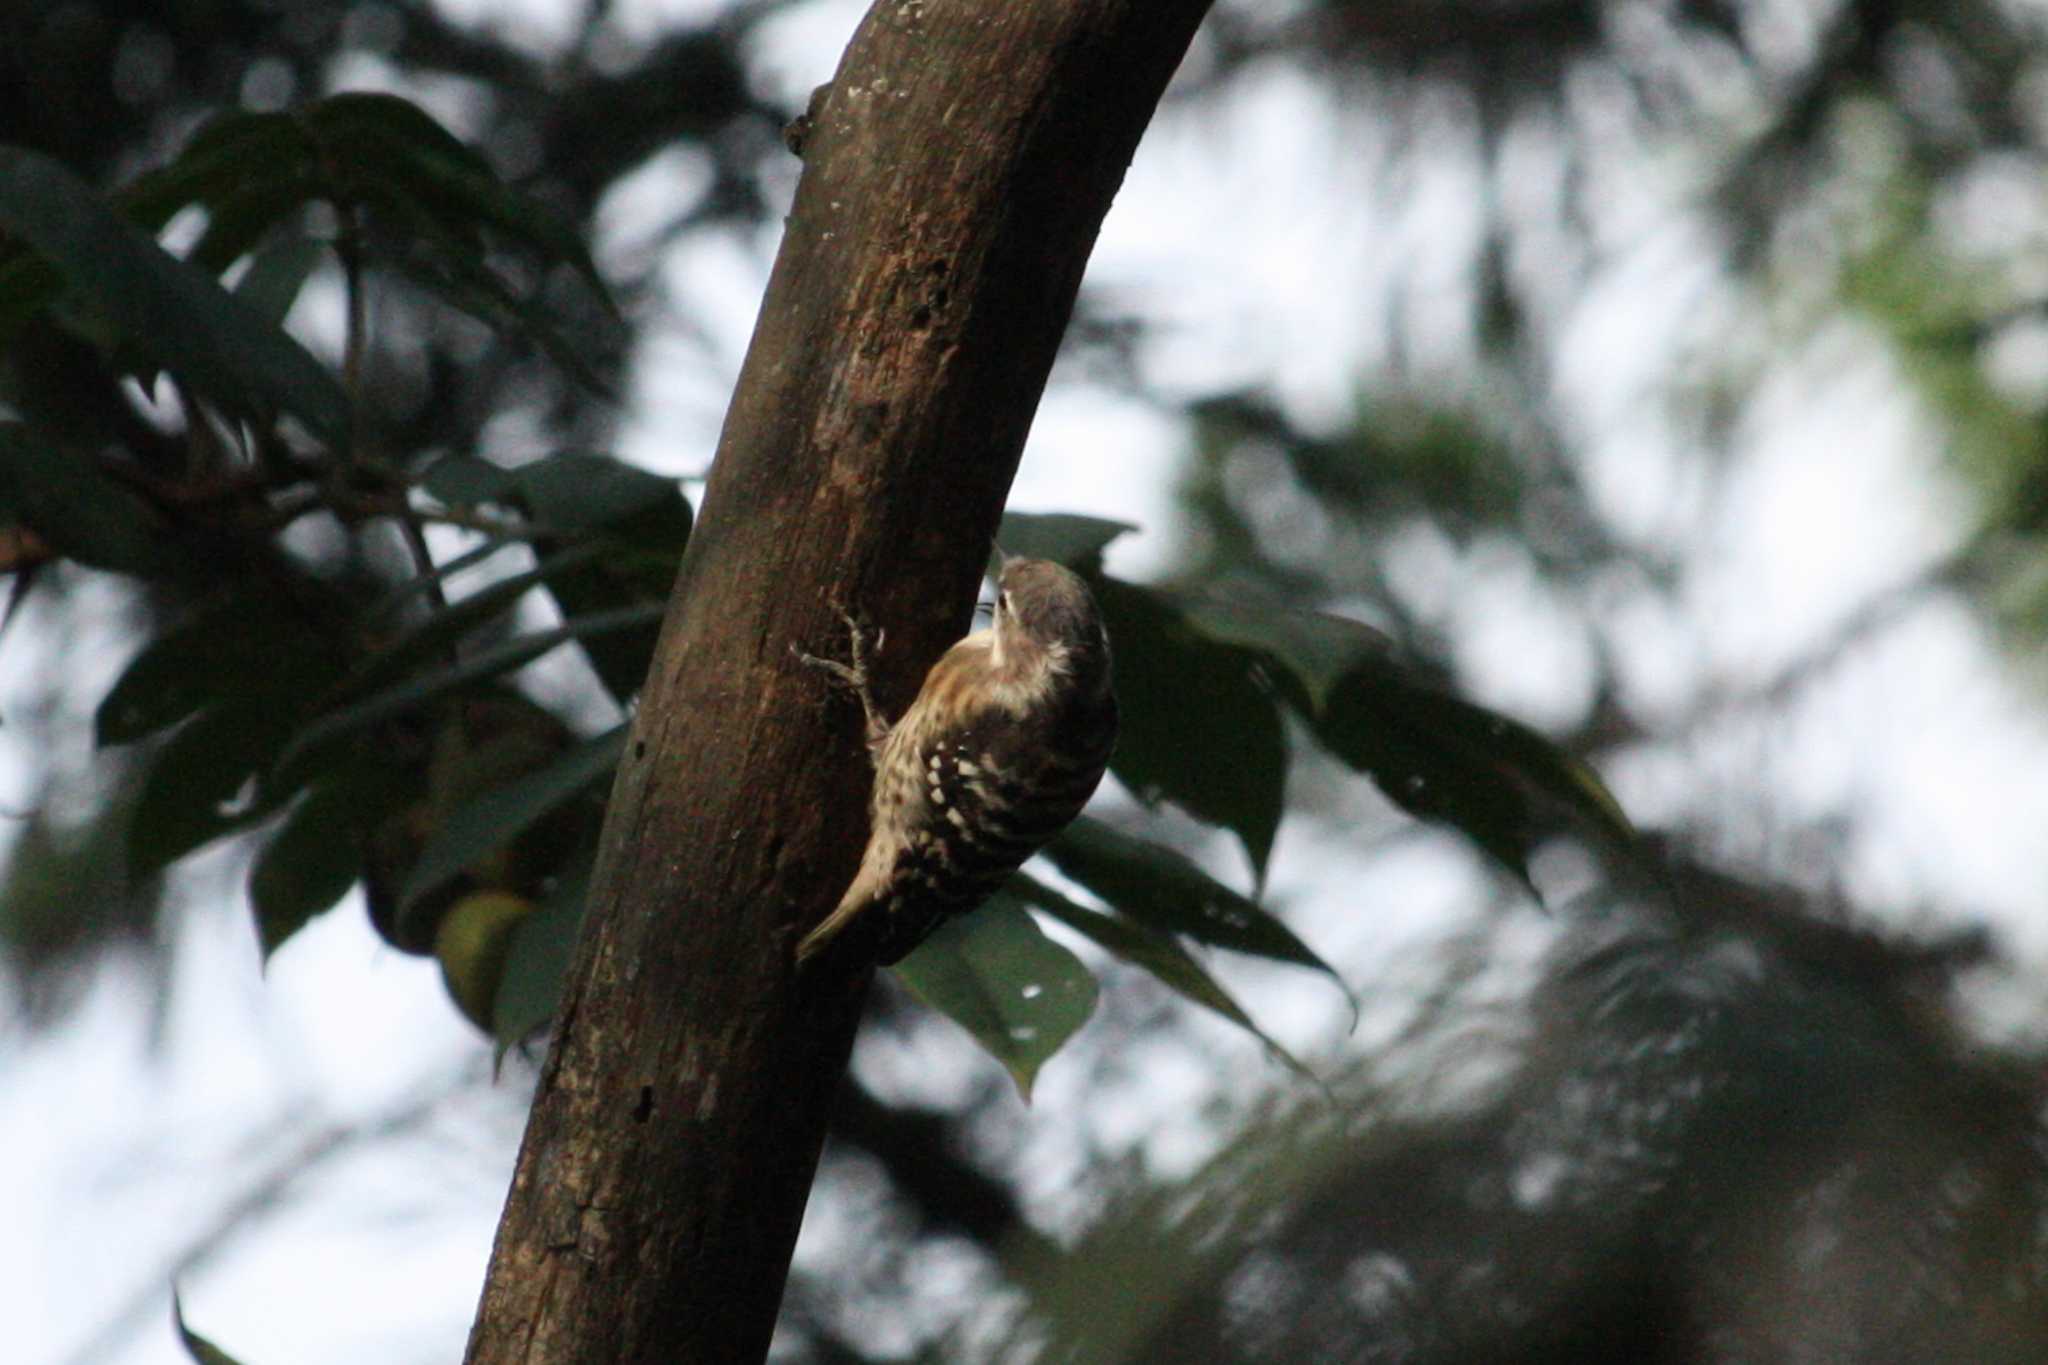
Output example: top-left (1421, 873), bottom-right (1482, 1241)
top-left (894, 896), bottom-right (1099, 1100)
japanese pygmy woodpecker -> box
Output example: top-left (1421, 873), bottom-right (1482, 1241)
top-left (797, 557), bottom-right (1117, 965)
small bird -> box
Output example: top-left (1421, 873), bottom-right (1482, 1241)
top-left (797, 557), bottom-right (1118, 965)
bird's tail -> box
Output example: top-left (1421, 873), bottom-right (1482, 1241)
top-left (796, 846), bottom-right (894, 965)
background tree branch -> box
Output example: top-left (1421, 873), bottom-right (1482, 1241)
top-left (460, 2), bottom-right (1215, 1361)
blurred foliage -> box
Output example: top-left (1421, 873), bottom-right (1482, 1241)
top-left (7, 0), bottom-right (2048, 1362)
top-left (1008, 851), bottom-right (2039, 1363)
top-left (0, 35), bottom-right (1626, 1086)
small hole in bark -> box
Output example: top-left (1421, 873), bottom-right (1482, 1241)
top-left (633, 1086), bottom-right (655, 1123)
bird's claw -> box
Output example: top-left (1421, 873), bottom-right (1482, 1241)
top-left (800, 606), bottom-right (890, 747)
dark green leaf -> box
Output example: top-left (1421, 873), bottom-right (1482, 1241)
top-left (303, 93), bottom-right (615, 310)
top-left (398, 725), bottom-right (623, 917)
top-left (420, 453), bottom-right (517, 507)
top-left (998, 512), bottom-right (1136, 572)
top-left (0, 424), bottom-right (182, 578)
top-left (1110, 577), bottom-right (1633, 893)
top-left (174, 1290), bottom-right (248, 1365)
top-left (277, 602), bottom-right (664, 778)
top-left (379, 457), bottom-right (682, 705)
top-left (186, 178), bottom-right (319, 276)
top-left (97, 594), bottom-right (326, 746)
top-left (121, 111), bottom-right (314, 234)
top-left (366, 537), bottom-right (521, 622)
top-left (1316, 673), bottom-right (1632, 889)
top-left (510, 453), bottom-right (688, 701)
top-left (894, 896), bottom-right (1099, 1100)
top-left (0, 253), bottom-right (63, 343)
top-left (250, 761), bottom-right (411, 960)
top-left (128, 706), bottom-right (295, 876)
top-left (1044, 818), bottom-right (1344, 990)
top-left (339, 541), bottom-right (611, 703)
top-left (1164, 589), bottom-right (1394, 710)
top-left (1096, 576), bottom-right (1286, 879)
top-left (387, 247), bottom-right (613, 395)
top-left (509, 452), bottom-right (686, 538)
top-left (493, 862), bottom-right (590, 1059)
top-left (533, 558), bottom-right (670, 705)
top-left (232, 233), bottom-right (325, 329)
top-left (0, 145), bottom-right (349, 445)
top-left (1012, 873), bottom-right (1313, 1079)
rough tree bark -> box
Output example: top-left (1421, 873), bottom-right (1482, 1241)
top-left (462, 2), bottom-right (1213, 1361)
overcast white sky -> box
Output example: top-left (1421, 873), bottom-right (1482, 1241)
top-left (10, 2), bottom-right (2048, 1362)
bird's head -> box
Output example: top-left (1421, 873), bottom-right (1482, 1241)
top-left (990, 558), bottom-right (1110, 684)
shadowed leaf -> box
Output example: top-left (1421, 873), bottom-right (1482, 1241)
top-left (1012, 872), bottom-right (1313, 1079)
top-left (0, 145), bottom-right (348, 444)
top-left (1045, 818), bottom-right (1345, 997)
top-left (998, 511), bottom-right (1136, 572)
top-left (277, 603), bottom-right (662, 785)
top-left (0, 424), bottom-right (182, 579)
top-left (1095, 576), bottom-right (1287, 880)
top-left (493, 862), bottom-right (591, 1062)
top-left (397, 725), bottom-right (623, 921)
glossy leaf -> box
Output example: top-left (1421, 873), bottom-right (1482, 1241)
top-left (121, 110), bottom-right (315, 236)
top-left (1095, 576), bottom-right (1287, 880)
top-left (420, 453), bottom-right (517, 507)
top-left (0, 145), bottom-right (349, 444)
top-left (1111, 577), bottom-right (1633, 893)
top-left (398, 725), bottom-right (624, 916)
top-left (894, 896), bottom-right (1099, 1100)
top-left (1011, 873), bottom-right (1312, 1078)
top-left (401, 458), bottom-right (684, 702)
top-left (511, 452), bottom-right (687, 538)
top-left (1044, 818), bottom-right (1344, 990)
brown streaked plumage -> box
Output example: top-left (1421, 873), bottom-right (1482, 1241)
top-left (797, 558), bottom-right (1117, 966)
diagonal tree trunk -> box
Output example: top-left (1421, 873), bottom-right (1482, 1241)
top-left (463, 2), bottom-right (1213, 1360)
